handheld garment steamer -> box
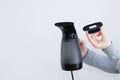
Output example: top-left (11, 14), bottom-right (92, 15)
top-left (55, 22), bottom-right (82, 80)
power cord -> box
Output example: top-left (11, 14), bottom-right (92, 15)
top-left (71, 71), bottom-right (74, 80)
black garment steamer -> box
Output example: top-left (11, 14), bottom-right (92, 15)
top-left (55, 22), bottom-right (82, 80)
top-left (55, 22), bottom-right (103, 80)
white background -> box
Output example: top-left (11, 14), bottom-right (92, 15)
top-left (0, 0), bottom-right (120, 80)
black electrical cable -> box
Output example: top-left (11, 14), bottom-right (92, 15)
top-left (71, 71), bottom-right (74, 80)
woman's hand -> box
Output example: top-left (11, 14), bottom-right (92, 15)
top-left (86, 28), bottom-right (111, 49)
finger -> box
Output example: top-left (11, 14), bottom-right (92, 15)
top-left (86, 32), bottom-right (97, 45)
top-left (91, 35), bottom-right (97, 41)
top-left (86, 32), bottom-right (92, 42)
top-left (100, 28), bottom-right (107, 40)
top-left (92, 32), bottom-right (100, 37)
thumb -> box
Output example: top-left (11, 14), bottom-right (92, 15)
top-left (100, 28), bottom-right (106, 37)
top-left (100, 28), bottom-right (108, 40)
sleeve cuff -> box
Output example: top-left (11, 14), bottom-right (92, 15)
top-left (102, 42), bottom-right (120, 59)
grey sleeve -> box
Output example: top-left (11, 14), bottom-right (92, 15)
top-left (102, 43), bottom-right (120, 73)
top-left (83, 45), bottom-right (119, 73)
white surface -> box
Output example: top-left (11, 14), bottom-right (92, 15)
top-left (0, 0), bottom-right (120, 80)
